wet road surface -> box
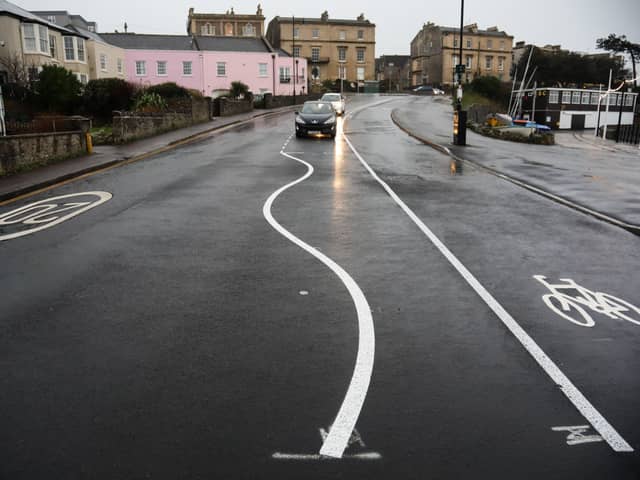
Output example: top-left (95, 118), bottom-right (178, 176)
top-left (1, 95), bottom-right (639, 479)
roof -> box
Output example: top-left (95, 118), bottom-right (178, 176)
top-left (67, 24), bottom-right (105, 44)
top-left (195, 36), bottom-right (271, 53)
top-left (99, 33), bottom-right (198, 51)
top-left (378, 55), bottom-right (410, 68)
top-left (440, 26), bottom-right (511, 38)
top-left (272, 16), bottom-right (375, 27)
top-left (0, 0), bottom-right (77, 34)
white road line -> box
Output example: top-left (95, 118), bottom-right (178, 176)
top-left (263, 149), bottom-right (375, 459)
top-left (272, 452), bottom-right (382, 461)
top-left (341, 125), bottom-right (633, 453)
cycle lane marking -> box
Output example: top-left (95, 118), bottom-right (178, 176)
top-left (263, 140), bottom-right (376, 459)
top-left (341, 124), bottom-right (633, 453)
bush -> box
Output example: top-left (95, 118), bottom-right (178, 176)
top-left (83, 78), bottom-right (136, 119)
top-left (229, 81), bottom-right (250, 99)
top-left (35, 65), bottom-right (82, 113)
top-left (146, 82), bottom-right (191, 99)
top-left (133, 92), bottom-right (168, 112)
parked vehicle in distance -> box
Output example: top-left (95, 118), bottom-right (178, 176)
top-left (320, 93), bottom-right (345, 115)
top-left (413, 85), bottom-right (445, 95)
top-left (295, 101), bottom-right (337, 139)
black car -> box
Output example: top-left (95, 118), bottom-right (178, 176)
top-left (295, 101), bottom-right (337, 138)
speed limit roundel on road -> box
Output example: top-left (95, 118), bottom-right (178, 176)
top-left (0, 191), bottom-right (112, 241)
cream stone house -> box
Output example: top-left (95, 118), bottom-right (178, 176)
top-left (267, 11), bottom-right (376, 87)
top-left (411, 22), bottom-right (513, 87)
top-left (0, 0), bottom-right (90, 83)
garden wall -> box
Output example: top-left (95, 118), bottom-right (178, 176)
top-left (0, 131), bottom-right (88, 175)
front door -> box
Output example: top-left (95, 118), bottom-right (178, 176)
top-left (571, 114), bottom-right (586, 130)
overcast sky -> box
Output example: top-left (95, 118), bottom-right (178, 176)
top-left (17, 0), bottom-right (640, 56)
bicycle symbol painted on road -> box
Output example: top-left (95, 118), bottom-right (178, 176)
top-left (534, 275), bottom-right (640, 328)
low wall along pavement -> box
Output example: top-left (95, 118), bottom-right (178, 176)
top-left (0, 131), bottom-right (88, 176)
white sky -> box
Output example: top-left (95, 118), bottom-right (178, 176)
top-left (16, 0), bottom-right (640, 56)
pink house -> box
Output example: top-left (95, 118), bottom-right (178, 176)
top-left (100, 33), bottom-right (307, 97)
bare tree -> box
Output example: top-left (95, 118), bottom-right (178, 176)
top-left (0, 52), bottom-right (31, 86)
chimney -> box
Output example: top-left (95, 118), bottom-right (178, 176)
top-left (487, 26), bottom-right (498, 32)
top-left (321, 11), bottom-right (329, 22)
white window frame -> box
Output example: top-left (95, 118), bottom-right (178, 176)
top-left (487, 39), bottom-right (493, 49)
top-left (338, 65), bottom-right (346, 80)
top-left (63, 36), bottom-right (86, 63)
top-left (243, 23), bottom-right (255, 36)
top-left (22, 23), bottom-right (50, 54)
top-left (100, 53), bottom-right (108, 72)
top-left (64, 36), bottom-right (75, 61)
top-left (590, 92), bottom-right (599, 105)
top-left (76, 38), bottom-right (85, 62)
top-left (357, 48), bottom-right (365, 63)
top-left (259, 63), bottom-right (268, 77)
top-left (465, 55), bottom-right (472, 69)
top-left (581, 92), bottom-right (590, 104)
top-left (293, 27), bottom-right (299, 39)
top-left (625, 94), bottom-right (634, 107)
top-left (312, 29), bottom-right (319, 39)
top-left (339, 30), bottom-right (346, 40)
top-left (549, 91), bottom-right (559, 104)
top-left (356, 66), bottom-right (365, 81)
top-left (279, 66), bottom-right (291, 82)
top-left (217, 62), bottom-right (226, 76)
top-left (466, 39), bottom-right (471, 48)
top-left (358, 30), bottom-right (364, 40)
top-left (311, 47), bottom-right (320, 63)
top-left (338, 47), bottom-right (347, 62)
top-left (156, 61), bottom-right (167, 76)
top-left (183, 61), bottom-right (192, 76)
top-left (49, 35), bottom-right (57, 58)
top-left (572, 91), bottom-right (581, 104)
top-left (498, 56), bottom-right (505, 72)
top-left (485, 55), bottom-right (493, 70)
top-left (135, 60), bottom-right (146, 76)
top-left (117, 58), bottom-right (123, 74)
top-left (292, 46), bottom-right (300, 58)
top-left (561, 91), bottom-right (571, 104)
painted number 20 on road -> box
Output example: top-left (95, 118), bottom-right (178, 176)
top-left (0, 192), bottom-right (112, 241)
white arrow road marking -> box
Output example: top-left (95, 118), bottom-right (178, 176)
top-left (263, 150), bottom-right (375, 459)
top-left (341, 117), bottom-right (633, 453)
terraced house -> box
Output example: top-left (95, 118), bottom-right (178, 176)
top-left (411, 22), bottom-right (513, 87)
top-left (0, 0), bottom-right (90, 84)
top-left (266, 11), bottom-right (376, 88)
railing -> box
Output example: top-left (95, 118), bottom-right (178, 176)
top-left (598, 121), bottom-right (640, 145)
top-left (5, 116), bottom-right (85, 135)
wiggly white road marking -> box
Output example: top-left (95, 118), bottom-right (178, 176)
top-left (272, 452), bottom-right (382, 461)
top-left (263, 149), bottom-right (375, 459)
top-left (341, 106), bottom-right (633, 453)
top-left (0, 191), bottom-right (112, 241)
top-left (552, 425), bottom-right (604, 446)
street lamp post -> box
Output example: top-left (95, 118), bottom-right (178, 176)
top-left (271, 53), bottom-right (276, 95)
top-left (453, 0), bottom-right (467, 146)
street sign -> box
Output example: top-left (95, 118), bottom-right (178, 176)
top-left (455, 64), bottom-right (466, 74)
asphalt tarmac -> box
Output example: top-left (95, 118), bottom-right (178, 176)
top-left (1, 95), bottom-right (638, 479)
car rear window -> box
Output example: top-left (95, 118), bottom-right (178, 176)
top-left (301, 103), bottom-right (334, 114)
top-left (323, 94), bottom-right (341, 101)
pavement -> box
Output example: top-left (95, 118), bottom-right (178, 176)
top-left (0, 105), bottom-right (298, 204)
top-left (390, 95), bottom-right (640, 234)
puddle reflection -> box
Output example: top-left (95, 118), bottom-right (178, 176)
top-left (450, 159), bottom-right (464, 175)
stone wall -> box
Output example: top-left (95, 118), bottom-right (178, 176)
top-left (213, 98), bottom-right (254, 117)
top-left (0, 132), bottom-right (87, 176)
top-left (111, 97), bottom-right (212, 143)
top-left (112, 112), bottom-right (192, 143)
top-left (261, 94), bottom-right (321, 109)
